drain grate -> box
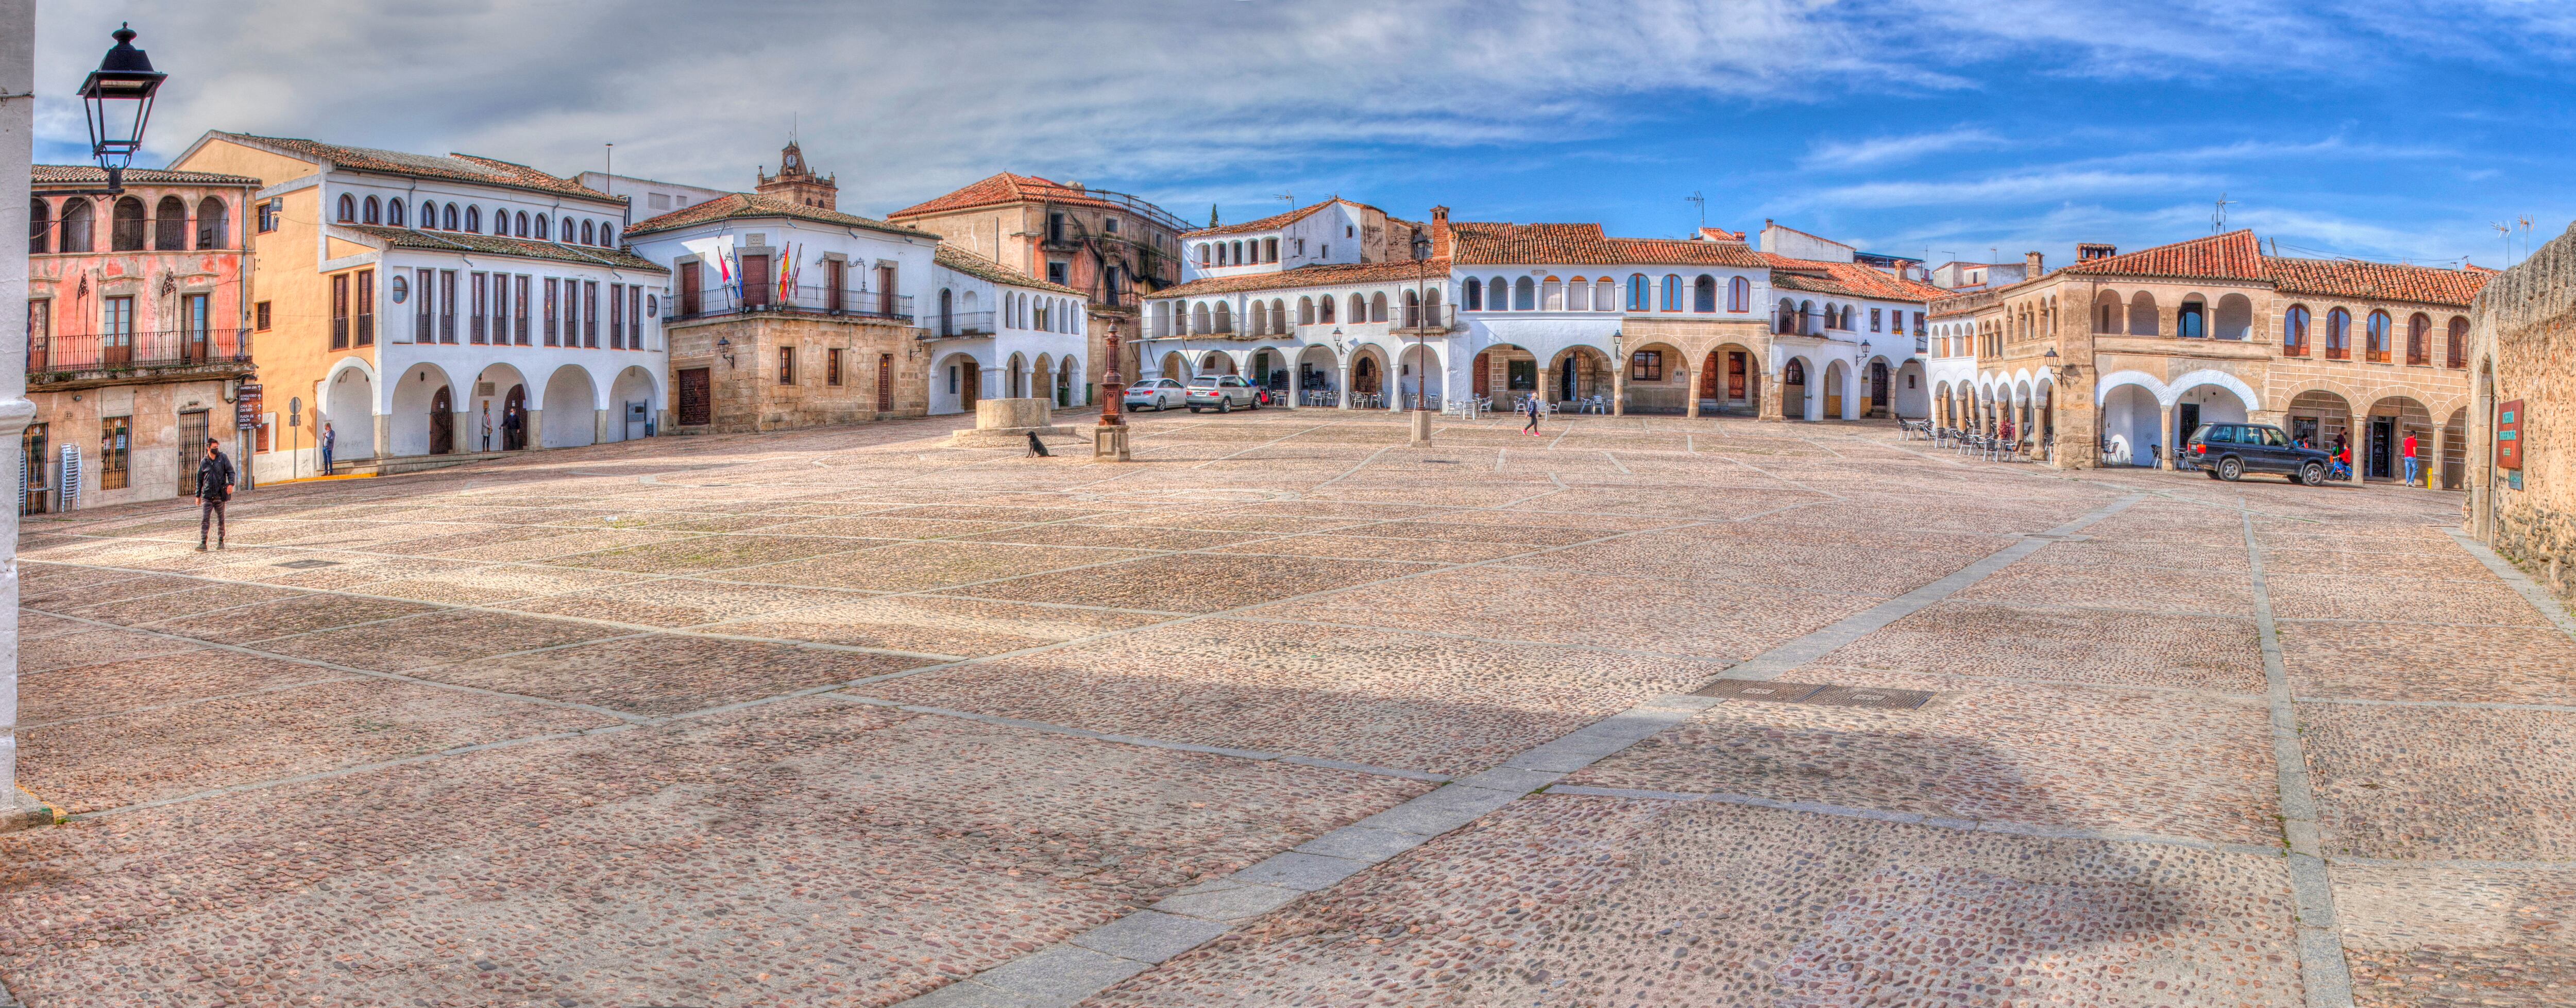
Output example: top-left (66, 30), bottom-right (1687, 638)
top-left (1693, 680), bottom-right (1823, 702)
top-left (274, 559), bottom-right (342, 569)
top-left (1803, 685), bottom-right (1938, 710)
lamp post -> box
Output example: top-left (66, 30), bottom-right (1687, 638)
top-left (1858, 339), bottom-right (1871, 420)
top-left (75, 24), bottom-right (164, 196)
top-left (1408, 228), bottom-right (1434, 445)
top-left (1096, 322), bottom-right (1129, 460)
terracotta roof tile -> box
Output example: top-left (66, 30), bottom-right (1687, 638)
top-left (934, 244), bottom-right (1085, 297)
top-left (889, 172), bottom-right (1123, 219)
top-left (337, 224), bottom-right (666, 272)
top-left (1450, 222), bottom-right (1768, 267)
top-left (625, 192), bottom-right (938, 241)
top-left (213, 133), bottom-right (614, 202)
top-left (32, 164), bottom-right (260, 187)
top-left (2057, 230), bottom-right (2265, 281)
top-left (1184, 199), bottom-right (1380, 238)
top-left (2261, 257), bottom-right (2491, 308)
top-left (1759, 254), bottom-right (1948, 303)
top-left (1150, 259), bottom-right (1450, 299)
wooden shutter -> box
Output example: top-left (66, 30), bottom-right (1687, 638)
top-left (742, 255), bottom-right (771, 308)
top-left (679, 261), bottom-right (702, 316)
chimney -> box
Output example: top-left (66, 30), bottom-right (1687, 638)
top-left (1430, 206), bottom-right (1451, 259)
top-left (2077, 242), bottom-right (2117, 262)
top-left (2024, 250), bottom-right (2044, 277)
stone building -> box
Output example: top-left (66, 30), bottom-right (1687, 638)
top-left (886, 173), bottom-right (1189, 382)
top-left (2465, 223), bottom-right (2576, 602)
top-left (1924, 230), bottom-right (2490, 480)
top-left (23, 165), bottom-right (260, 511)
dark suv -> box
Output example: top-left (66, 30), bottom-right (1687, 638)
top-left (2187, 423), bottom-right (2333, 485)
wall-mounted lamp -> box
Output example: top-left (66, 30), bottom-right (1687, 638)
top-left (716, 337), bottom-right (736, 367)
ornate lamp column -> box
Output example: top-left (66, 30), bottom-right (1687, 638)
top-left (1094, 322), bottom-right (1130, 461)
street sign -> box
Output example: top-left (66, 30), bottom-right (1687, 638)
top-left (2497, 399), bottom-right (2523, 471)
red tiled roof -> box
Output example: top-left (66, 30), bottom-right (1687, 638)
top-left (1184, 198), bottom-right (1380, 238)
top-left (210, 133), bottom-right (615, 202)
top-left (33, 164), bottom-right (260, 187)
top-left (888, 172), bottom-right (1127, 219)
top-left (1150, 259), bottom-right (1450, 299)
top-left (1760, 254), bottom-right (1948, 303)
top-left (1449, 222), bottom-right (1768, 267)
top-left (2262, 257), bottom-right (2490, 308)
top-left (336, 224), bottom-right (666, 272)
top-left (934, 244), bottom-right (1084, 297)
top-left (2057, 229), bottom-right (2265, 281)
top-left (625, 192), bottom-right (938, 241)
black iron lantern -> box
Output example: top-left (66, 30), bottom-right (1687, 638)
top-left (80, 23), bottom-right (167, 193)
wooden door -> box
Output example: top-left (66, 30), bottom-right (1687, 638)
top-left (1727, 352), bottom-right (1747, 399)
top-left (677, 367), bottom-right (711, 426)
top-left (679, 261), bottom-right (701, 316)
top-left (876, 354), bottom-right (892, 414)
top-left (429, 387), bottom-right (454, 455)
top-left (1471, 351), bottom-right (1489, 397)
top-left (961, 361), bottom-right (980, 409)
top-left (741, 255), bottom-right (771, 308)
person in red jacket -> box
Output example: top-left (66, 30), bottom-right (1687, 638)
top-left (2402, 431), bottom-right (2421, 486)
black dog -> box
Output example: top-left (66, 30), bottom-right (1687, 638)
top-left (1026, 431), bottom-right (1053, 457)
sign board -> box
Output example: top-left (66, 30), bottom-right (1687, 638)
top-left (2497, 399), bottom-right (2523, 471)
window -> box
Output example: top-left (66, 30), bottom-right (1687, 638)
top-left (1660, 274), bottom-right (1681, 311)
top-left (257, 199), bottom-right (279, 234)
top-left (1627, 274), bottom-right (1649, 311)
top-left (601, 222), bottom-right (615, 245)
top-left (1728, 276), bottom-right (1749, 312)
top-left (2282, 306), bottom-right (2309, 356)
top-left (514, 276), bottom-right (530, 345)
top-left (1463, 278), bottom-right (1482, 311)
top-left (535, 214), bottom-right (550, 241)
top-left (337, 193), bottom-right (355, 223)
top-left (1541, 276), bottom-right (1562, 310)
top-left (111, 196), bottom-right (145, 250)
top-left (2325, 308), bottom-right (2350, 360)
top-left (255, 300), bottom-right (271, 331)
top-left (331, 273), bottom-right (350, 349)
top-left (98, 417), bottom-right (129, 491)
top-left (2447, 316), bottom-right (2468, 368)
top-left (1513, 276), bottom-right (1534, 311)
top-left (470, 272), bottom-right (488, 344)
top-left (584, 281), bottom-right (599, 347)
top-left (1870, 308), bottom-right (1884, 333)
top-left (196, 197), bottom-right (228, 248)
top-left (1047, 260), bottom-right (1067, 285)
top-left (1105, 217), bottom-right (1121, 234)
top-left (1629, 350), bottom-right (1664, 381)
top-left (1319, 243), bottom-right (1328, 258)
top-left (443, 203), bottom-right (459, 230)
top-left (2365, 310), bottom-right (2391, 363)
top-left (1595, 278), bottom-right (1614, 311)
top-left (582, 220), bottom-right (596, 245)
top-left (1195, 243), bottom-right (1209, 266)
top-left (878, 354), bottom-right (893, 410)
top-left (778, 346), bottom-right (796, 384)
top-left (103, 296), bottom-right (132, 365)
top-left (515, 211), bottom-right (529, 238)
top-left (362, 195), bottom-right (380, 225)
top-left (355, 269), bottom-right (375, 346)
top-left (1693, 275), bottom-right (1716, 312)
top-left (545, 278), bottom-right (560, 345)
top-left (608, 283), bottom-right (624, 349)
top-left (2406, 312), bottom-right (2430, 365)
top-left (385, 199), bottom-right (403, 228)
top-left (629, 284), bottom-right (641, 348)
top-left (436, 271), bottom-right (456, 343)
top-left (465, 206), bottom-right (481, 233)
top-left (494, 273), bottom-right (511, 346)
top-left (827, 348), bottom-right (844, 386)
top-left (1265, 238), bottom-right (1278, 262)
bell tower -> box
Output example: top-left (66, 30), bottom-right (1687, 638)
top-left (755, 139), bottom-right (838, 210)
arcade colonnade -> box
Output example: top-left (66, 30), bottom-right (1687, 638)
top-left (320, 356), bottom-right (666, 462)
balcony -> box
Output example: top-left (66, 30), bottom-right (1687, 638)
top-left (923, 310), bottom-right (998, 339)
top-left (29, 328), bottom-right (252, 388)
top-left (665, 284), bottom-right (914, 326)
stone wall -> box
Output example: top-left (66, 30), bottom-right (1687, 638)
top-left (2468, 223), bottom-right (2576, 601)
top-left (666, 315), bottom-right (927, 434)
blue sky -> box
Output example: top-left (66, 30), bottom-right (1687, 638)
top-left (32, 1), bottom-right (2572, 270)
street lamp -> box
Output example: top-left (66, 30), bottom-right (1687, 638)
top-left (1409, 227), bottom-right (1433, 412)
top-left (79, 24), bottom-right (166, 195)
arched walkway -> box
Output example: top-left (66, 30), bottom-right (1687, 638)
top-left (2286, 390), bottom-right (2352, 452)
top-left (1007, 352), bottom-right (1029, 398)
top-left (1348, 346), bottom-right (1388, 405)
top-left (388, 362), bottom-right (455, 457)
top-left (1619, 342), bottom-right (1689, 415)
top-left (472, 364), bottom-right (530, 451)
top-left (1199, 351), bottom-right (1238, 376)
top-left (325, 363), bottom-right (378, 460)
top-left (1470, 344), bottom-right (1537, 407)
top-left (1398, 342), bottom-right (1445, 409)
top-left (1158, 351), bottom-right (1190, 381)
top-left (2441, 407), bottom-right (2468, 490)
top-left (2101, 383), bottom-right (2160, 466)
top-left (1894, 359), bottom-right (1928, 419)
top-left (1548, 346), bottom-right (1611, 408)
top-left (539, 365), bottom-right (599, 449)
top-left (1782, 357), bottom-right (1811, 421)
top-left (1821, 361), bottom-right (1850, 420)
top-left (2363, 395), bottom-right (2433, 483)
top-left (2169, 380), bottom-right (2252, 451)
top-left (932, 351), bottom-right (984, 416)
top-left (1297, 344), bottom-right (1340, 404)
top-left (1056, 356), bottom-right (1080, 408)
top-left (607, 365), bottom-right (657, 442)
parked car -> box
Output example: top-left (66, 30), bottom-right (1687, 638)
top-left (1124, 378), bottom-right (1185, 411)
top-left (1184, 375), bottom-right (1262, 413)
top-left (2188, 422), bottom-right (2333, 485)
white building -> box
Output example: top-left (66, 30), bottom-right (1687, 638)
top-left (924, 244), bottom-right (1093, 414)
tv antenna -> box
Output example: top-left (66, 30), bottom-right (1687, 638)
top-left (2212, 193), bottom-right (2233, 233)
top-left (1686, 191), bottom-right (1705, 230)
top-left (1276, 192), bottom-right (1295, 210)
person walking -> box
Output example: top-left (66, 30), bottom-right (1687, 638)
top-left (481, 404), bottom-right (494, 452)
top-left (195, 437), bottom-right (235, 551)
top-left (503, 404), bottom-right (524, 450)
top-left (319, 421), bottom-right (335, 476)
top-left (1522, 393), bottom-right (1542, 436)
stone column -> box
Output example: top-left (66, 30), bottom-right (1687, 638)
top-left (374, 413), bottom-right (392, 461)
top-left (2158, 402), bottom-right (2176, 469)
top-left (1611, 356), bottom-right (1626, 417)
top-left (0, 0), bottom-right (30, 822)
top-left (1684, 358), bottom-right (1701, 419)
top-left (595, 408), bottom-right (612, 445)
top-left (1536, 365), bottom-right (1554, 416)
top-left (524, 409), bottom-right (545, 449)
top-left (1336, 364), bottom-right (1352, 410)
top-left (1757, 370), bottom-right (1784, 422)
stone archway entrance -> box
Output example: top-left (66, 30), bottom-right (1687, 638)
top-left (429, 386), bottom-right (454, 455)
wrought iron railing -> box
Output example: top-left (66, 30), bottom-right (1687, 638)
top-left (665, 284), bottom-right (913, 325)
top-left (925, 310), bottom-right (998, 339)
top-left (28, 327), bottom-right (251, 380)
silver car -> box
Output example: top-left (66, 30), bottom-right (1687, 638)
top-left (1185, 375), bottom-right (1261, 413)
top-left (1123, 378), bottom-right (1184, 411)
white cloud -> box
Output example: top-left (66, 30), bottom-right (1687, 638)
top-left (1801, 128), bottom-right (2002, 170)
top-left (1801, 170), bottom-right (2221, 210)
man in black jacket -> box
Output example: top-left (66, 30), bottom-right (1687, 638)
top-left (195, 437), bottom-right (235, 551)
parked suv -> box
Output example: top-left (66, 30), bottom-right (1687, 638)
top-left (1184, 375), bottom-right (1262, 413)
top-left (1123, 378), bottom-right (1185, 412)
top-left (2188, 423), bottom-right (2333, 485)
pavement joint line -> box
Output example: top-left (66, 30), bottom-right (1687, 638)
top-left (1307, 445), bottom-right (1394, 490)
top-left (818, 694), bottom-right (1453, 782)
top-left (1541, 784), bottom-right (2287, 855)
top-left (2295, 694), bottom-right (2576, 714)
top-left (1719, 492), bottom-right (2148, 681)
top-left (884, 498), bottom-right (2144, 1008)
top-left (64, 724), bottom-right (636, 822)
top-left (2443, 526), bottom-right (2576, 641)
top-left (18, 675), bottom-right (367, 730)
top-left (2243, 506), bottom-right (2359, 1008)
top-left (1188, 420), bottom-right (1344, 469)
top-left (2327, 855), bottom-right (2576, 870)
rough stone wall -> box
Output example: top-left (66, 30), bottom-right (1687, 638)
top-left (2469, 223), bottom-right (2576, 600)
top-left (665, 316), bottom-right (926, 433)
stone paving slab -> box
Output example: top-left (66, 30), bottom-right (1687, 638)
top-left (720, 541), bottom-right (1146, 592)
top-left (16, 625), bottom-right (209, 673)
top-left (1955, 559), bottom-right (2261, 616)
top-left (2280, 621), bottom-right (2576, 704)
top-left (2334, 863), bottom-right (2575, 1007)
top-left (2301, 702), bottom-right (2576, 861)
top-left (255, 607), bottom-right (627, 671)
top-left (138, 591), bottom-right (447, 644)
top-left (2267, 572), bottom-right (2554, 626)
top-left (707, 596), bottom-right (1166, 657)
top-left (1832, 599), bottom-right (2269, 692)
top-left (950, 554), bottom-right (1414, 613)
top-left (1251, 566), bottom-right (1878, 662)
top-left (17, 650), bottom-right (341, 725)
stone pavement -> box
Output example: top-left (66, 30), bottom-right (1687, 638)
top-left (1, 409), bottom-right (2567, 1007)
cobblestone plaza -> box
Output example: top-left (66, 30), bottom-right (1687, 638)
top-left (3, 409), bottom-right (2568, 1007)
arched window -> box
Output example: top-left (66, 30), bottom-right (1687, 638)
top-left (194, 196), bottom-right (227, 249)
top-left (443, 203), bottom-right (459, 230)
top-left (2365, 309), bottom-right (2391, 362)
top-left (2282, 306), bottom-right (2309, 356)
top-left (1541, 276), bottom-right (1563, 310)
top-left (601, 222), bottom-right (616, 245)
top-left (1369, 292), bottom-right (1387, 322)
top-left (515, 211), bottom-right (529, 237)
top-left (1300, 296), bottom-right (1316, 324)
top-left (2446, 316), bottom-right (2468, 368)
top-left (361, 195), bottom-right (380, 225)
top-left (1784, 359), bottom-right (1805, 384)
top-left (1426, 287), bottom-right (1443, 324)
top-left (1319, 293), bottom-right (1335, 323)
top-left (27, 197), bottom-right (49, 254)
top-left (2406, 312), bottom-right (2430, 365)
top-left (1213, 300), bottom-right (1232, 333)
top-left (1488, 277), bottom-right (1507, 308)
top-left (465, 205), bottom-right (481, 233)
top-left (1269, 298), bottom-right (1285, 333)
top-left (1348, 293), bottom-right (1365, 321)
top-left (57, 198), bottom-right (93, 253)
top-left (582, 220), bottom-right (596, 245)
top-left (1196, 243), bottom-right (1210, 266)
top-left (1512, 277), bottom-right (1534, 311)
top-left (112, 196), bottom-right (146, 250)
top-left (1728, 276), bottom-right (1749, 312)
top-left (1568, 277), bottom-right (1591, 311)
top-left (1693, 275), bottom-right (1717, 312)
top-left (1595, 278), bottom-right (1614, 311)
top-left (416, 200), bottom-right (433, 228)
top-left (2176, 299), bottom-right (2205, 339)
top-left (154, 195), bottom-right (188, 249)
top-left (2325, 308), bottom-right (2351, 359)
top-left (1231, 240), bottom-right (1243, 264)
top-left (1404, 289), bottom-right (1421, 327)
top-left (1628, 274), bottom-right (1650, 311)
top-left (337, 193), bottom-right (356, 223)
top-left (535, 214), bottom-right (550, 241)
top-left (1463, 277), bottom-right (1482, 311)
top-left (1192, 302), bottom-right (1210, 334)
top-left (1660, 274), bottom-right (1681, 311)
